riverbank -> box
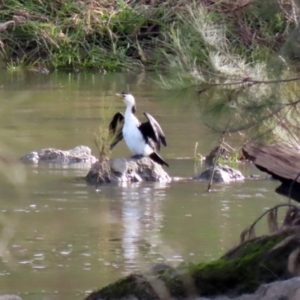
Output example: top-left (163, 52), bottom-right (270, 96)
top-left (0, 0), bottom-right (296, 73)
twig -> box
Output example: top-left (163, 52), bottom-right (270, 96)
top-left (207, 131), bottom-right (226, 192)
top-left (290, 0), bottom-right (299, 26)
top-left (288, 171), bottom-right (300, 205)
top-left (197, 76), bottom-right (300, 91)
top-left (246, 203), bottom-right (300, 236)
top-left (203, 97), bottom-right (300, 135)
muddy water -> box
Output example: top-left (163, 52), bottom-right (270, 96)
top-left (0, 71), bottom-right (284, 299)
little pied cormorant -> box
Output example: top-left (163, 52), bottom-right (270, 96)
top-left (109, 92), bottom-right (169, 167)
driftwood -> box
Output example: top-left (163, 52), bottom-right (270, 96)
top-left (0, 20), bottom-right (15, 32)
top-left (242, 143), bottom-right (300, 202)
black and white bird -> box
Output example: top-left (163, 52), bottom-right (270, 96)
top-left (109, 92), bottom-right (169, 167)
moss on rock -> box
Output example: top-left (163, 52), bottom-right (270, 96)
top-left (85, 228), bottom-right (300, 300)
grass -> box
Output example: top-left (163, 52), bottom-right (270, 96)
top-left (0, 0), bottom-right (296, 72)
top-left (1, 0), bottom-right (159, 71)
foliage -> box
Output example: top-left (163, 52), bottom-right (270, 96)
top-left (158, 2), bottom-right (300, 149)
top-left (94, 98), bottom-right (120, 160)
top-left (0, 0), bottom-right (297, 72)
top-left (0, 0), bottom-right (164, 71)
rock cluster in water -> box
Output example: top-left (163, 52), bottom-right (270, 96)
top-left (21, 145), bottom-right (97, 165)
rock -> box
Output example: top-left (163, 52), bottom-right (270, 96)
top-left (86, 156), bottom-right (171, 184)
top-left (193, 164), bottom-right (244, 183)
top-left (232, 277), bottom-right (300, 300)
top-left (21, 145), bottom-right (97, 165)
top-left (188, 277), bottom-right (300, 299)
top-left (85, 277), bottom-right (300, 300)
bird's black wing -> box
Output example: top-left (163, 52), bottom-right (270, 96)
top-left (109, 112), bottom-right (124, 150)
top-left (109, 112), bottom-right (124, 134)
top-left (140, 112), bottom-right (167, 151)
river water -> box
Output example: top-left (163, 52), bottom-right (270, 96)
top-left (0, 71), bottom-right (285, 299)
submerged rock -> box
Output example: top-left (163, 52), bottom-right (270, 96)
top-left (21, 145), bottom-right (97, 165)
top-left (86, 156), bottom-right (171, 184)
top-left (193, 164), bottom-right (244, 183)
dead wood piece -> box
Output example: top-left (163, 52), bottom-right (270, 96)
top-left (242, 143), bottom-right (300, 202)
top-left (0, 21), bottom-right (15, 32)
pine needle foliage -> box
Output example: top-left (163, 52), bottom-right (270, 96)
top-left (160, 3), bottom-right (300, 147)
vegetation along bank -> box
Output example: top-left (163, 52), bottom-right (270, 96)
top-left (0, 0), bottom-right (297, 73)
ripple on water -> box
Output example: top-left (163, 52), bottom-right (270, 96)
top-left (32, 265), bottom-right (46, 270)
top-left (0, 271), bottom-right (10, 275)
top-left (33, 253), bottom-right (44, 260)
top-left (19, 260), bottom-right (32, 265)
top-left (60, 250), bottom-right (72, 255)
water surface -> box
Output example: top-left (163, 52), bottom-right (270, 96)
top-left (0, 71), bottom-right (284, 299)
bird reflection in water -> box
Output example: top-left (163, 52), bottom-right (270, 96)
top-left (118, 182), bottom-right (169, 272)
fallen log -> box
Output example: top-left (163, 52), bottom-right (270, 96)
top-left (242, 143), bottom-right (300, 202)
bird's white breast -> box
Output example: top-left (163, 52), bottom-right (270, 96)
top-left (123, 114), bottom-right (153, 156)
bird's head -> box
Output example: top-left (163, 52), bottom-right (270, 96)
top-left (116, 92), bottom-right (135, 106)
top-left (116, 92), bottom-right (136, 113)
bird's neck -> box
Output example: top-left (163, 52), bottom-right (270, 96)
top-left (125, 105), bottom-right (136, 118)
top-left (124, 105), bottom-right (139, 126)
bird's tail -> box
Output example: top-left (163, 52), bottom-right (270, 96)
top-left (149, 152), bottom-right (169, 167)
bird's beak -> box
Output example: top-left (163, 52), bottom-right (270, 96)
top-left (115, 93), bottom-right (122, 98)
